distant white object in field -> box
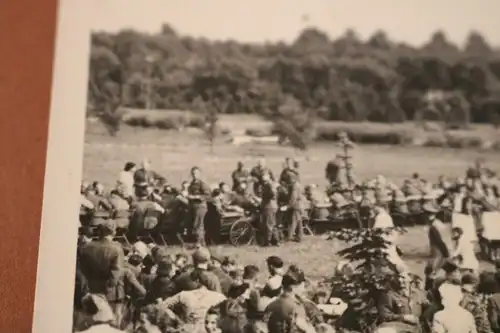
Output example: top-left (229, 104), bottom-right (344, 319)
top-left (229, 135), bottom-right (280, 146)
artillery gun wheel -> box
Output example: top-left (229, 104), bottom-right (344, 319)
top-left (229, 218), bottom-right (256, 246)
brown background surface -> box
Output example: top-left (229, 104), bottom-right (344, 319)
top-left (0, 0), bottom-right (58, 332)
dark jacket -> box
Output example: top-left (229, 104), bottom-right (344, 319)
top-left (79, 238), bottom-right (125, 302)
top-left (174, 267), bottom-right (222, 294)
top-left (488, 293), bottom-right (500, 333)
top-left (209, 266), bottom-right (234, 296)
top-left (145, 275), bottom-right (177, 303)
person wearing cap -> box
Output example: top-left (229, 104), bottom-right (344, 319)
top-left (79, 220), bottom-right (126, 327)
top-left (460, 272), bottom-right (491, 333)
top-left (158, 269), bottom-right (226, 332)
top-left (128, 185), bottom-right (164, 243)
top-left (426, 201), bottom-right (452, 278)
top-left (187, 166), bottom-right (212, 246)
top-left (78, 294), bottom-right (127, 333)
top-left (231, 161), bottom-right (250, 192)
top-left (208, 254), bottom-right (234, 296)
top-left (86, 182), bottom-right (114, 227)
top-left (432, 282), bottom-right (477, 333)
top-left (133, 158), bottom-right (165, 187)
top-left (145, 260), bottom-right (178, 304)
top-left (375, 273), bottom-right (427, 333)
top-left (250, 158), bottom-right (275, 197)
top-left (265, 268), bottom-right (318, 333)
top-left (175, 247), bottom-right (222, 294)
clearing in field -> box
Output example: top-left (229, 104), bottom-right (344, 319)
top-left (81, 122), bottom-right (500, 281)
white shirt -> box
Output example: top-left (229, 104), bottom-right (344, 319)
top-left (80, 324), bottom-right (126, 333)
top-left (81, 194), bottom-right (94, 209)
top-left (454, 194), bottom-right (465, 213)
top-left (452, 237), bottom-right (479, 271)
top-left (373, 209), bottom-right (394, 229)
top-left (432, 306), bottom-right (477, 333)
top-left (118, 170), bottom-right (134, 197)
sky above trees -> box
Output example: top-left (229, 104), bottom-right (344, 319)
top-left (87, 0), bottom-right (500, 46)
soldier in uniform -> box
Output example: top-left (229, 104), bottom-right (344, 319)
top-left (86, 182), bottom-right (113, 227)
top-left (325, 155), bottom-right (342, 185)
top-left (251, 158), bottom-right (275, 197)
top-left (284, 175), bottom-right (303, 243)
top-left (279, 157), bottom-right (299, 187)
top-left (108, 186), bottom-right (131, 230)
top-left (232, 183), bottom-right (260, 211)
top-left (260, 171), bottom-right (280, 246)
top-left (133, 158), bottom-right (166, 187)
top-left (231, 161), bottom-right (249, 191)
top-left (128, 184), bottom-right (165, 243)
top-left (187, 166), bottom-right (212, 246)
top-left (265, 267), bottom-right (320, 333)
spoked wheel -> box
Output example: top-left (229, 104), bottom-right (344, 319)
top-left (302, 220), bottom-right (315, 236)
top-left (229, 219), bottom-right (256, 246)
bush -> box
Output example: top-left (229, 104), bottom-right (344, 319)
top-left (245, 127), bottom-right (272, 137)
top-left (315, 122), bottom-right (415, 145)
top-left (122, 110), bottom-right (206, 131)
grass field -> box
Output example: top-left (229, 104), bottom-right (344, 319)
top-left (82, 120), bottom-right (500, 282)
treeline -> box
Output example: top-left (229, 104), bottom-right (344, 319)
top-left (89, 23), bottom-right (500, 127)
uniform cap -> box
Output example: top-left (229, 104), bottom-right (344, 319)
top-left (192, 247), bottom-right (211, 264)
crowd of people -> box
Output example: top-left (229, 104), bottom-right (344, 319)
top-left (76, 152), bottom-right (500, 333)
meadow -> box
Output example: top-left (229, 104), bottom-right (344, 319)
top-left (82, 118), bottom-right (500, 282)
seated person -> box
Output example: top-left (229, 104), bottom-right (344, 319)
top-left (213, 182), bottom-right (244, 214)
top-left (232, 183), bottom-right (260, 211)
top-left (305, 184), bottom-right (329, 207)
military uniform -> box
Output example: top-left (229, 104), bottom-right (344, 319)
top-left (133, 168), bottom-right (165, 186)
top-left (231, 168), bottom-right (249, 191)
top-left (128, 197), bottom-right (161, 242)
top-left (86, 193), bottom-right (113, 226)
top-left (260, 180), bottom-right (280, 246)
top-left (376, 288), bottom-right (427, 333)
top-left (461, 290), bottom-right (492, 333)
top-left (109, 193), bottom-right (130, 229)
top-left (187, 179), bottom-right (211, 245)
top-left (279, 167), bottom-right (299, 187)
top-left (265, 293), bottom-right (317, 333)
top-left (250, 166), bottom-right (275, 197)
top-left (286, 181), bottom-right (303, 242)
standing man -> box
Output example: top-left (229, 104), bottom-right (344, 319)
top-left (425, 202), bottom-right (452, 287)
top-left (128, 184), bottom-right (164, 243)
top-left (250, 158), bottom-right (275, 197)
top-left (260, 171), bottom-right (280, 246)
top-left (284, 175), bottom-right (303, 243)
top-left (187, 166), bottom-right (212, 246)
top-left (79, 220), bottom-right (126, 327)
top-left (279, 157), bottom-right (300, 187)
top-left (231, 161), bottom-right (249, 191)
top-left (133, 158), bottom-right (165, 187)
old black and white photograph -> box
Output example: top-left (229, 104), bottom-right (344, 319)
top-left (33, 1), bottom-right (500, 332)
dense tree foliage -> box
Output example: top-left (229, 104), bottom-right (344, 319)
top-left (88, 24), bottom-right (500, 128)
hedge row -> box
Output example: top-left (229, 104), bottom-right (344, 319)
top-left (122, 111), bottom-right (206, 130)
top-left (243, 122), bottom-right (500, 150)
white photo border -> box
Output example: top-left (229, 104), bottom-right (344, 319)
top-left (32, 1), bottom-right (91, 332)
